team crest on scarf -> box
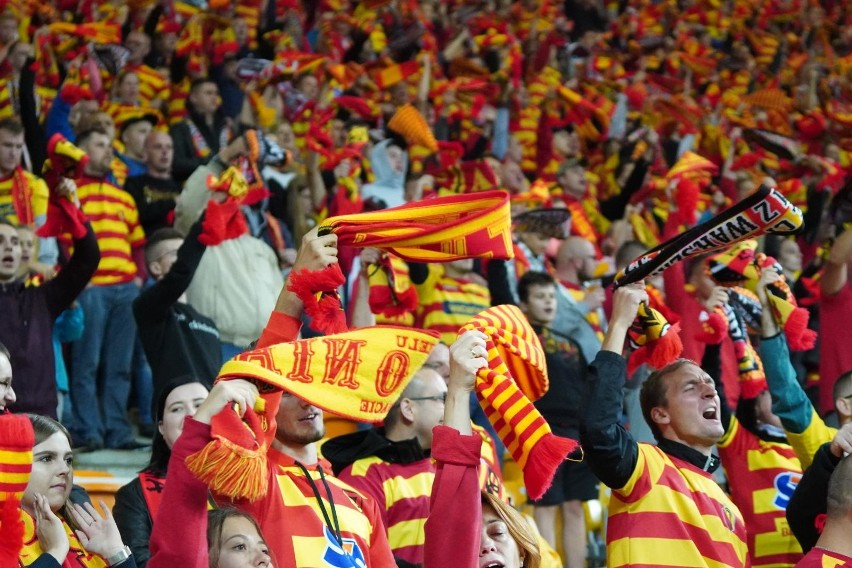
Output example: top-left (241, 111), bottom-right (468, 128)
top-left (322, 526), bottom-right (367, 568)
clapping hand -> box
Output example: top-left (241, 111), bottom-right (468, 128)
top-left (69, 500), bottom-right (126, 560)
top-left (34, 494), bottom-right (70, 564)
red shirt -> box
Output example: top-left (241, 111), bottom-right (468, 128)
top-left (819, 285), bottom-right (852, 414)
top-left (795, 547), bottom-right (852, 567)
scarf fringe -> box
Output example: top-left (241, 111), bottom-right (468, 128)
top-left (523, 434), bottom-right (580, 501)
top-left (286, 265), bottom-right (348, 334)
top-left (783, 306), bottom-right (817, 351)
top-left (185, 436), bottom-right (269, 502)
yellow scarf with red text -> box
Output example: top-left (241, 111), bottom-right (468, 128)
top-left (186, 327), bottom-right (440, 501)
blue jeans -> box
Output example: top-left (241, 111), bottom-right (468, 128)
top-left (70, 282), bottom-right (139, 448)
top-left (220, 342), bottom-right (244, 363)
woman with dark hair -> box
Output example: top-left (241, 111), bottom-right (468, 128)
top-left (114, 377), bottom-right (210, 568)
top-left (425, 331), bottom-right (541, 568)
top-left (20, 414), bottom-right (137, 567)
top-left (147, 379), bottom-right (271, 568)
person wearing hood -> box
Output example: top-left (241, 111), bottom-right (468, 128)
top-left (360, 137), bottom-right (408, 210)
top-left (169, 79), bottom-right (231, 182)
top-left (323, 367), bottom-right (447, 568)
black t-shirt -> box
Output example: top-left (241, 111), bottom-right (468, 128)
top-left (532, 325), bottom-right (588, 438)
top-left (124, 174), bottom-right (183, 235)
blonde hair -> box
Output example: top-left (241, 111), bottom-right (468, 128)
top-left (482, 492), bottom-right (541, 568)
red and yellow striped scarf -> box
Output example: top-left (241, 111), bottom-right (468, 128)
top-left (9, 168), bottom-right (34, 226)
top-left (288, 191), bottom-right (514, 335)
top-left (460, 305), bottom-right (579, 500)
top-left (19, 511), bottom-right (107, 568)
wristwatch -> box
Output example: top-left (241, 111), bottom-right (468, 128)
top-left (105, 545), bottom-right (132, 566)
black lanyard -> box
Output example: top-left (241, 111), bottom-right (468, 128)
top-left (295, 462), bottom-right (344, 547)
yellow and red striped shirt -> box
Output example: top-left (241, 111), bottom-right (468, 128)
top-left (235, 448), bottom-right (395, 568)
top-left (414, 264), bottom-right (491, 345)
top-left (333, 426), bottom-right (502, 565)
top-left (607, 443), bottom-right (749, 567)
top-left (338, 453), bottom-right (434, 565)
top-left (717, 419), bottom-right (803, 566)
top-left (70, 176), bottom-right (145, 286)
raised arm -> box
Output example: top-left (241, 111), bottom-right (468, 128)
top-left (44, 179), bottom-right (100, 317)
top-left (580, 282), bottom-right (647, 490)
top-left (757, 268), bottom-right (833, 468)
top-left (133, 210), bottom-right (211, 325)
top-left (148, 380), bottom-right (260, 568)
top-left (424, 331), bottom-right (488, 568)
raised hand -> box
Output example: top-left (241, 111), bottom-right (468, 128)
top-left (702, 286), bottom-right (730, 312)
top-left (448, 330), bottom-right (489, 394)
top-left (755, 266), bottom-right (782, 306)
top-left (70, 500), bottom-right (126, 560)
top-left (830, 423), bottom-right (852, 458)
top-left (603, 281), bottom-right (649, 354)
top-left (291, 226), bottom-right (338, 273)
top-left (193, 379), bottom-right (260, 425)
top-left (55, 178), bottom-right (80, 207)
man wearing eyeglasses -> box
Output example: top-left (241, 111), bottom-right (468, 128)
top-left (323, 366), bottom-right (448, 567)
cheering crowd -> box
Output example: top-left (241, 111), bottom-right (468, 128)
top-left (1, 0), bottom-right (852, 566)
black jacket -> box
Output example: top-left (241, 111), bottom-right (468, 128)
top-left (113, 477), bottom-right (153, 568)
top-left (787, 442), bottom-right (839, 553)
top-left (169, 105), bottom-right (229, 182)
top-left (132, 214), bottom-right (219, 394)
top-left (322, 428), bottom-right (430, 477)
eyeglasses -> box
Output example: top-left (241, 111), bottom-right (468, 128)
top-left (407, 393), bottom-right (447, 404)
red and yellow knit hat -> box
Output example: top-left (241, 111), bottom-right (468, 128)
top-left (0, 414), bottom-right (34, 566)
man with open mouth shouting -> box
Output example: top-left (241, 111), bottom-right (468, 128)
top-left (580, 281), bottom-right (749, 568)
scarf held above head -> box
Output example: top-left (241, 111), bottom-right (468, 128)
top-left (461, 305), bottom-right (580, 501)
top-left (185, 326), bottom-right (440, 501)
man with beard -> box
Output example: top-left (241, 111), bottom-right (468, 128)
top-left (169, 79), bottom-right (229, 182)
top-left (214, 227), bottom-right (396, 568)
